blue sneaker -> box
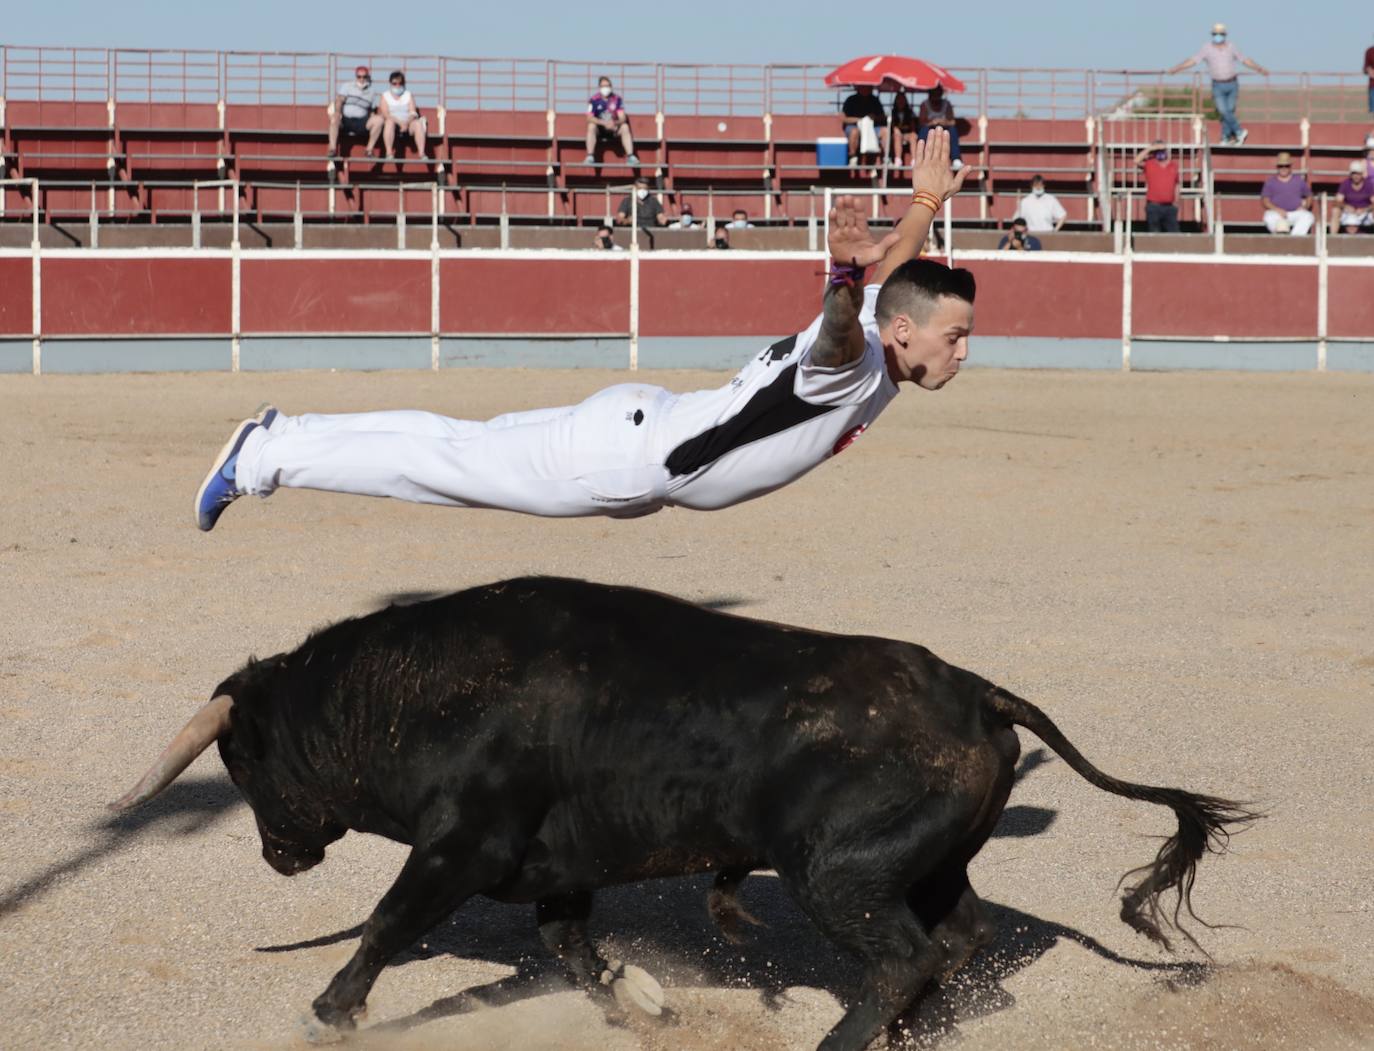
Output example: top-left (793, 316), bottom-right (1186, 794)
top-left (195, 407), bottom-right (273, 532)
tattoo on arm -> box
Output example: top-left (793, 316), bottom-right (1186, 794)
top-left (810, 283), bottom-right (866, 367)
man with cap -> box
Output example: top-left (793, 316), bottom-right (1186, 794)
top-left (1332, 160), bottom-right (1374, 234)
top-left (329, 66), bottom-right (383, 158)
top-left (1134, 139), bottom-right (1181, 232)
top-left (1260, 153), bottom-right (1313, 236)
top-left (1169, 24), bottom-right (1269, 146)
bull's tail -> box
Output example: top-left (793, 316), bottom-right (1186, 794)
top-left (986, 686), bottom-right (1259, 952)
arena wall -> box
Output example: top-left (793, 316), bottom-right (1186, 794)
top-left (0, 249), bottom-right (1370, 373)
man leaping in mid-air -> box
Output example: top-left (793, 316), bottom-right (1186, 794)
top-left (196, 129), bottom-right (974, 531)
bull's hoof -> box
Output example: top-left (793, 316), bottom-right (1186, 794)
top-left (601, 959), bottom-right (665, 1017)
top-left (298, 1011), bottom-right (347, 1045)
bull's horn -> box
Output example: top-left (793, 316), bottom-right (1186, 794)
top-left (107, 694), bottom-right (233, 811)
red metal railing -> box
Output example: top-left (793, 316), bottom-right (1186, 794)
top-left (3, 45), bottom-right (1368, 122)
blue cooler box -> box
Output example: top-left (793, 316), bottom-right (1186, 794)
top-left (816, 137), bottom-right (848, 167)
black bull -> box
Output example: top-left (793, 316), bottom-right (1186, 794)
top-left (112, 577), bottom-right (1254, 1051)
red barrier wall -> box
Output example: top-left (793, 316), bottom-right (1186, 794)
top-left (0, 259), bottom-right (32, 335)
top-left (639, 258), bottom-right (820, 336)
top-left (960, 260), bottom-right (1122, 338)
top-left (1131, 262), bottom-right (1318, 339)
top-left (240, 259), bottom-right (430, 334)
top-left (440, 258), bottom-right (629, 334)
top-left (41, 258), bottom-right (231, 335)
top-left (1327, 267), bottom-right (1374, 339)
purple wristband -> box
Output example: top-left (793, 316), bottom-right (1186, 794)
top-left (829, 261), bottom-right (867, 288)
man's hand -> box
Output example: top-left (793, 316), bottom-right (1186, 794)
top-left (827, 195), bottom-right (901, 268)
top-left (911, 128), bottom-right (972, 202)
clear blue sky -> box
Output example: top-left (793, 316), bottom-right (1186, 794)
top-left (7, 0), bottom-right (1368, 73)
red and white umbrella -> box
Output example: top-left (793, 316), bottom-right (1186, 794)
top-left (824, 55), bottom-right (965, 94)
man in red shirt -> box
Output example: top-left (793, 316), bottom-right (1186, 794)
top-left (1136, 139), bottom-right (1181, 232)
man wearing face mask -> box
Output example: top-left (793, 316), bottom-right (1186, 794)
top-left (585, 76), bottom-right (639, 166)
top-left (615, 177), bottom-right (667, 230)
top-left (1169, 23), bottom-right (1268, 146)
top-left (193, 133), bottom-right (975, 531)
top-left (1135, 140), bottom-right (1181, 232)
top-left (1013, 175), bottom-right (1066, 233)
top-left (328, 66), bottom-right (383, 159)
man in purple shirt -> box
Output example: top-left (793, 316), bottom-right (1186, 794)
top-left (1333, 160), bottom-right (1374, 234)
top-left (1169, 23), bottom-right (1268, 146)
top-left (1260, 152), bottom-right (1313, 235)
top-left (584, 76), bottom-right (639, 166)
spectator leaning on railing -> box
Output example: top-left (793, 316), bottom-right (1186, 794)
top-left (616, 177), bottom-right (667, 229)
top-left (1014, 175), bottom-right (1065, 232)
top-left (1169, 23), bottom-right (1268, 146)
top-left (727, 209), bottom-right (754, 230)
top-left (1260, 153), bottom-right (1313, 235)
top-left (593, 224), bottom-right (624, 251)
top-left (1135, 140), bottom-right (1181, 232)
top-left (328, 65), bottom-right (383, 159)
top-left (1332, 160), bottom-right (1373, 234)
top-left (585, 77), bottom-right (640, 166)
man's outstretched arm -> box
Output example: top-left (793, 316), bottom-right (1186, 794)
top-left (872, 127), bottom-right (972, 287)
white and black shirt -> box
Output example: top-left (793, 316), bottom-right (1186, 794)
top-left (661, 284), bottom-right (898, 510)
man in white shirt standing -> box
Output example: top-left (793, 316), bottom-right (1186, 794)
top-left (194, 132), bottom-right (974, 530)
top-left (1169, 23), bottom-right (1269, 146)
top-left (1014, 175), bottom-right (1067, 233)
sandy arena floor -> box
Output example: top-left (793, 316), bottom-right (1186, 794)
top-left (2, 366), bottom-right (1373, 1050)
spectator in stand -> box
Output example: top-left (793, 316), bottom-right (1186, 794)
top-left (727, 209), bottom-right (754, 230)
top-left (676, 203), bottom-right (697, 229)
top-left (1168, 23), bottom-right (1268, 146)
top-left (1260, 152), bottom-right (1313, 235)
top-left (615, 177), bottom-right (667, 229)
top-left (328, 65), bottom-right (383, 159)
top-left (377, 71), bottom-right (430, 165)
top-left (593, 224), bottom-right (624, 251)
top-left (889, 90), bottom-right (918, 168)
top-left (917, 85), bottom-right (963, 170)
top-left (712, 223), bottom-right (731, 250)
top-left (997, 217), bottom-right (1041, 251)
top-left (1365, 43), bottom-right (1374, 114)
top-left (1135, 139), bottom-right (1181, 232)
top-left (1364, 131), bottom-right (1374, 178)
top-left (841, 85), bottom-right (887, 169)
top-left (585, 76), bottom-right (639, 166)
top-left (1332, 160), bottom-right (1373, 234)
top-left (1014, 175), bottom-right (1066, 232)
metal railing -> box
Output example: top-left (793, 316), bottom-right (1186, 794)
top-left (3, 45), bottom-right (1370, 121)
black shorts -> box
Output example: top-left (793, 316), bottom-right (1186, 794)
top-left (340, 114), bottom-right (371, 137)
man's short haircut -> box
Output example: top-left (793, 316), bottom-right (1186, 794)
top-left (1011, 216), bottom-right (1028, 227)
top-left (1031, 173), bottom-right (1044, 183)
top-left (875, 259), bottom-right (976, 327)
top-left (389, 70), bottom-right (405, 84)
top-left (732, 209), bottom-right (747, 217)
top-left (596, 224), bottom-right (612, 234)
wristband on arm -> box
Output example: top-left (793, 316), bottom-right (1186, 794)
top-left (828, 261), bottom-right (868, 288)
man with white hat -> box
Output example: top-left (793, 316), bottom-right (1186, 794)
top-left (1332, 159), bottom-right (1373, 234)
top-left (1260, 152), bottom-right (1313, 236)
top-left (1169, 24), bottom-right (1269, 146)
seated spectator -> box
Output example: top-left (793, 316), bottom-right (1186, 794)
top-left (726, 209), bottom-right (754, 230)
top-left (841, 85), bottom-right (887, 169)
top-left (1260, 152), bottom-right (1313, 235)
top-left (888, 90), bottom-right (917, 168)
top-left (1364, 43), bottom-right (1373, 115)
top-left (676, 203), bottom-right (697, 229)
top-left (712, 224), bottom-right (731, 250)
top-left (585, 77), bottom-right (639, 166)
top-left (997, 217), bottom-right (1042, 251)
top-left (1015, 175), bottom-right (1066, 232)
top-left (329, 66), bottom-right (383, 158)
top-left (1135, 140), bottom-right (1181, 232)
top-left (1332, 160), bottom-right (1373, 234)
top-left (615, 177), bottom-right (667, 228)
top-left (1364, 131), bottom-right (1374, 178)
top-left (918, 86), bottom-right (963, 170)
top-left (593, 224), bottom-right (624, 251)
top-left (377, 71), bottom-right (430, 165)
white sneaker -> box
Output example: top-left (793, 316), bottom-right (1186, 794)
top-left (1236, 129), bottom-right (1249, 145)
top-left (951, 158), bottom-right (964, 171)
